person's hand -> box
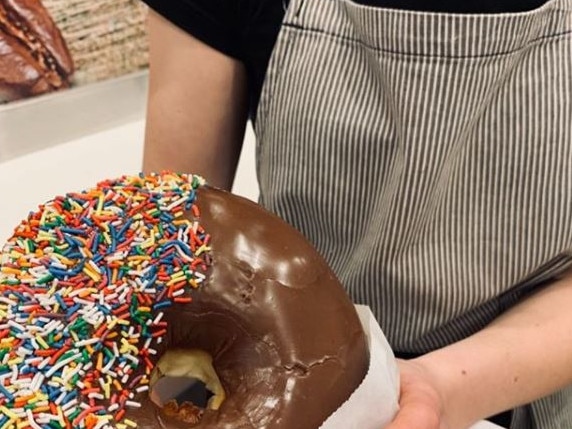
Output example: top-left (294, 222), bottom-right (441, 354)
top-left (385, 359), bottom-right (451, 429)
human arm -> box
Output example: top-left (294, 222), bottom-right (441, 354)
top-left (142, 9), bottom-right (249, 190)
top-left (387, 271), bottom-right (572, 428)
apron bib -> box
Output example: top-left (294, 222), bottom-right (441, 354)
top-left (255, 0), bottom-right (572, 427)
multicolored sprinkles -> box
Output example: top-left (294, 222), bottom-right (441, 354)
top-left (0, 172), bottom-right (212, 429)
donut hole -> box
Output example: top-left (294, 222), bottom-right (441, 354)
top-left (149, 349), bottom-right (226, 423)
top-left (151, 376), bottom-right (214, 408)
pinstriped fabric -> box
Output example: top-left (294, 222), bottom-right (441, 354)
top-left (255, 0), bottom-right (572, 427)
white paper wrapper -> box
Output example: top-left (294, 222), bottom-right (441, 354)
top-left (319, 305), bottom-right (400, 429)
top-left (319, 305), bottom-right (505, 429)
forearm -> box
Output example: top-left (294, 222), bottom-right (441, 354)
top-left (143, 73), bottom-right (247, 190)
top-left (142, 10), bottom-right (249, 190)
top-left (416, 272), bottom-right (572, 428)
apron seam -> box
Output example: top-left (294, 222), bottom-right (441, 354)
top-left (282, 22), bottom-right (572, 59)
top-left (338, 0), bottom-right (567, 16)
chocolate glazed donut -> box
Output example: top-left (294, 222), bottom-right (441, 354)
top-left (0, 174), bottom-right (367, 429)
top-left (131, 186), bottom-right (369, 429)
top-left (0, 0), bottom-right (73, 101)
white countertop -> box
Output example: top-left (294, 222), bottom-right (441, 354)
top-left (0, 119), bottom-right (259, 243)
top-left (0, 120), bottom-right (143, 242)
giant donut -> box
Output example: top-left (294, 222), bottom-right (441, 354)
top-left (0, 172), bottom-right (368, 429)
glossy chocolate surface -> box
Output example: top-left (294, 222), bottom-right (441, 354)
top-left (129, 187), bottom-right (369, 428)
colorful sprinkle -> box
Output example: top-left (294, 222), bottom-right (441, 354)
top-left (0, 172), bottom-right (211, 429)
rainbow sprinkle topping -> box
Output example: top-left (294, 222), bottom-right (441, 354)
top-left (0, 172), bottom-right (211, 429)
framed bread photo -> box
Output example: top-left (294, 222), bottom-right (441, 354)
top-left (0, 0), bottom-right (149, 103)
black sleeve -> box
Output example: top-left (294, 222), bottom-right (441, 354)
top-left (141, 0), bottom-right (243, 60)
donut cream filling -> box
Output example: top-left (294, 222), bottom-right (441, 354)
top-left (149, 349), bottom-right (225, 423)
top-left (0, 173), bottom-right (214, 429)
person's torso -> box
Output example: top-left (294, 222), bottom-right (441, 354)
top-left (254, 0), bottom-right (572, 426)
top-left (244, 0), bottom-right (551, 120)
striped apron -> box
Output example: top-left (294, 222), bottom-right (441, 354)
top-left (254, 0), bottom-right (572, 427)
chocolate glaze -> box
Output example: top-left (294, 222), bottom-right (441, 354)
top-left (0, 0), bottom-right (73, 101)
top-left (128, 187), bottom-right (369, 428)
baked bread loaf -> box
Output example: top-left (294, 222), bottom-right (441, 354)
top-left (0, 173), bottom-right (368, 428)
top-left (0, 0), bottom-right (73, 102)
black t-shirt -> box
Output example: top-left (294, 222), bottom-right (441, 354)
top-left (142, 0), bottom-right (548, 119)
